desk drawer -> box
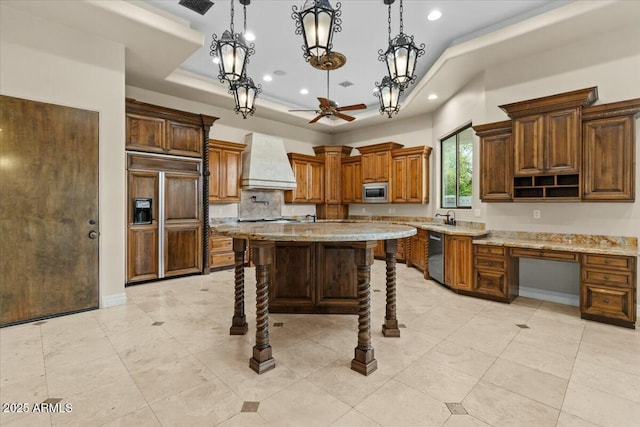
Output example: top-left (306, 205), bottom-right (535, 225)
top-left (582, 268), bottom-right (633, 288)
top-left (474, 269), bottom-right (508, 298)
top-left (475, 245), bottom-right (505, 256)
top-left (511, 248), bottom-right (578, 262)
top-left (582, 254), bottom-right (634, 271)
top-left (474, 256), bottom-right (507, 271)
top-left (581, 284), bottom-right (635, 323)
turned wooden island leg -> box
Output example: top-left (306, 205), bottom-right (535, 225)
top-left (230, 238), bottom-right (249, 335)
top-left (351, 241), bottom-right (377, 376)
top-left (382, 239), bottom-right (401, 337)
top-left (249, 241), bottom-right (276, 374)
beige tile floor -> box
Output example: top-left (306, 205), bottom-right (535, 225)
top-left (2, 261), bottom-right (640, 426)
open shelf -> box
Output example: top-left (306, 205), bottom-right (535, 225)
top-left (513, 174), bottom-right (580, 200)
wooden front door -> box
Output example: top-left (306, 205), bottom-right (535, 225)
top-left (0, 96), bottom-right (99, 326)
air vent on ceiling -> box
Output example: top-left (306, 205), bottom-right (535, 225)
top-left (178, 0), bottom-right (214, 16)
top-left (338, 80), bottom-right (354, 88)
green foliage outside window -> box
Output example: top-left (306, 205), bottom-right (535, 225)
top-left (441, 126), bottom-right (473, 208)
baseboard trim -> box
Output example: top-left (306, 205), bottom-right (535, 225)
top-left (518, 286), bottom-right (579, 307)
top-left (101, 293), bottom-right (127, 308)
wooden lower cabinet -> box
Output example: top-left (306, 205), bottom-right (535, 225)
top-left (209, 234), bottom-right (235, 270)
top-left (127, 225), bottom-right (159, 282)
top-left (472, 245), bottom-right (519, 302)
top-left (374, 238), bottom-right (406, 262)
top-left (580, 254), bottom-right (636, 327)
top-left (268, 242), bottom-right (360, 314)
top-left (444, 235), bottom-right (473, 291)
top-left (406, 229), bottom-right (427, 277)
top-left (164, 223), bottom-right (202, 277)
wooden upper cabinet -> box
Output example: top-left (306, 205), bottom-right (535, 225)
top-left (209, 139), bottom-right (245, 203)
top-left (284, 153), bottom-right (324, 204)
top-left (390, 146), bottom-right (431, 203)
top-left (501, 87), bottom-right (597, 177)
top-left (313, 146), bottom-right (352, 204)
top-left (358, 142), bottom-right (403, 183)
top-left (125, 99), bottom-right (216, 158)
top-left (581, 99), bottom-right (640, 202)
top-left (342, 156), bottom-right (362, 203)
top-left (512, 108), bottom-right (580, 175)
top-left (473, 121), bottom-right (513, 202)
top-left (126, 114), bottom-right (165, 154)
top-left (165, 121), bottom-right (203, 157)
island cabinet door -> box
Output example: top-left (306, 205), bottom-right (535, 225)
top-left (315, 243), bottom-right (359, 314)
top-left (269, 243), bottom-right (315, 313)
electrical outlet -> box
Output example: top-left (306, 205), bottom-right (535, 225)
top-left (533, 209), bottom-right (541, 219)
top-left (361, 207), bottom-right (366, 213)
top-left (389, 208), bottom-right (396, 214)
top-left (474, 208), bottom-right (481, 218)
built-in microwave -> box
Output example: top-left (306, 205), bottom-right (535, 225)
top-left (362, 182), bottom-right (389, 203)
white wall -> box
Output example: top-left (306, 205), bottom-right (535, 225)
top-left (0, 4), bottom-right (127, 307)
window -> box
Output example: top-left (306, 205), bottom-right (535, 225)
top-left (441, 125), bottom-right (473, 208)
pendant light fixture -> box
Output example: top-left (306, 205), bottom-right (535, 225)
top-left (378, 0), bottom-right (425, 89)
top-left (375, 75), bottom-right (402, 118)
top-left (210, 0), bottom-right (254, 83)
top-left (230, 74), bottom-right (261, 119)
top-left (292, 0), bottom-right (342, 64)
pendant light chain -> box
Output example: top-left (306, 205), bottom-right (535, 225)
top-left (243, 1), bottom-right (247, 34)
top-left (387, 2), bottom-right (392, 43)
top-left (230, 0), bottom-right (235, 33)
top-left (399, 0), bottom-right (404, 35)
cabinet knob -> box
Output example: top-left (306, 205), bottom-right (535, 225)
top-left (603, 298), bottom-right (610, 304)
top-left (604, 259), bottom-right (610, 264)
top-left (604, 275), bottom-right (610, 280)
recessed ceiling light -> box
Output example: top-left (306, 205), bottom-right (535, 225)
top-left (212, 57), bottom-right (220, 64)
top-left (273, 70), bottom-right (286, 76)
top-left (427, 10), bottom-right (442, 21)
top-left (263, 75), bottom-right (273, 82)
top-left (428, 94), bottom-right (438, 100)
top-left (244, 31), bottom-right (256, 41)
top-left (300, 88), bottom-right (309, 95)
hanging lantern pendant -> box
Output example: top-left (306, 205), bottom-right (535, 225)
top-left (378, 0), bottom-right (425, 89)
top-left (292, 0), bottom-right (343, 64)
top-left (210, 0), bottom-right (255, 83)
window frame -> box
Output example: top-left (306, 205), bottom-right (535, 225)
top-left (440, 124), bottom-right (473, 209)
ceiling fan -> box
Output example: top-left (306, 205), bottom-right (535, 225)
top-left (289, 70), bottom-right (367, 124)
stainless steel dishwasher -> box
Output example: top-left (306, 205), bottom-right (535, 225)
top-left (428, 231), bottom-right (444, 284)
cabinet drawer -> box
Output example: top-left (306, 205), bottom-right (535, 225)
top-left (582, 254), bottom-right (633, 271)
top-left (582, 268), bottom-right (633, 288)
top-left (474, 270), bottom-right (508, 298)
top-left (210, 253), bottom-right (235, 268)
top-left (511, 248), bottom-right (578, 262)
top-left (210, 237), bottom-right (233, 252)
top-left (581, 284), bottom-right (635, 323)
top-left (475, 245), bottom-right (505, 256)
top-left (474, 256), bottom-right (506, 271)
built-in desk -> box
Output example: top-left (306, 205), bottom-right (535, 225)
top-left (473, 234), bottom-right (638, 328)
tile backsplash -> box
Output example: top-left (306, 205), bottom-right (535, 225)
top-left (238, 190), bottom-right (283, 219)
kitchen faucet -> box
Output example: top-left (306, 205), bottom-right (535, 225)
top-left (305, 214), bottom-right (317, 223)
top-left (435, 210), bottom-right (456, 226)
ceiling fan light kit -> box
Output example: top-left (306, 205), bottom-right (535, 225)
top-left (292, 0), bottom-right (342, 64)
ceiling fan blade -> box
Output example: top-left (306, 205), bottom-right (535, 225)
top-left (318, 97), bottom-right (331, 108)
top-left (289, 109), bottom-right (319, 112)
top-left (335, 112), bottom-right (356, 122)
top-left (309, 114), bottom-right (324, 124)
top-left (337, 103), bottom-right (367, 112)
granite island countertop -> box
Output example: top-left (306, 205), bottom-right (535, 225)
top-left (213, 221), bottom-right (417, 242)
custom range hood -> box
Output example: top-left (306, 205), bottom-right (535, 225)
top-left (241, 132), bottom-right (296, 190)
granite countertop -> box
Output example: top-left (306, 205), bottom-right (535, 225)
top-left (314, 218), bottom-right (488, 237)
top-left (474, 236), bottom-right (639, 257)
top-left (213, 222), bottom-right (417, 242)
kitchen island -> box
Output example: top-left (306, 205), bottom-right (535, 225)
top-left (214, 222), bottom-right (416, 376)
